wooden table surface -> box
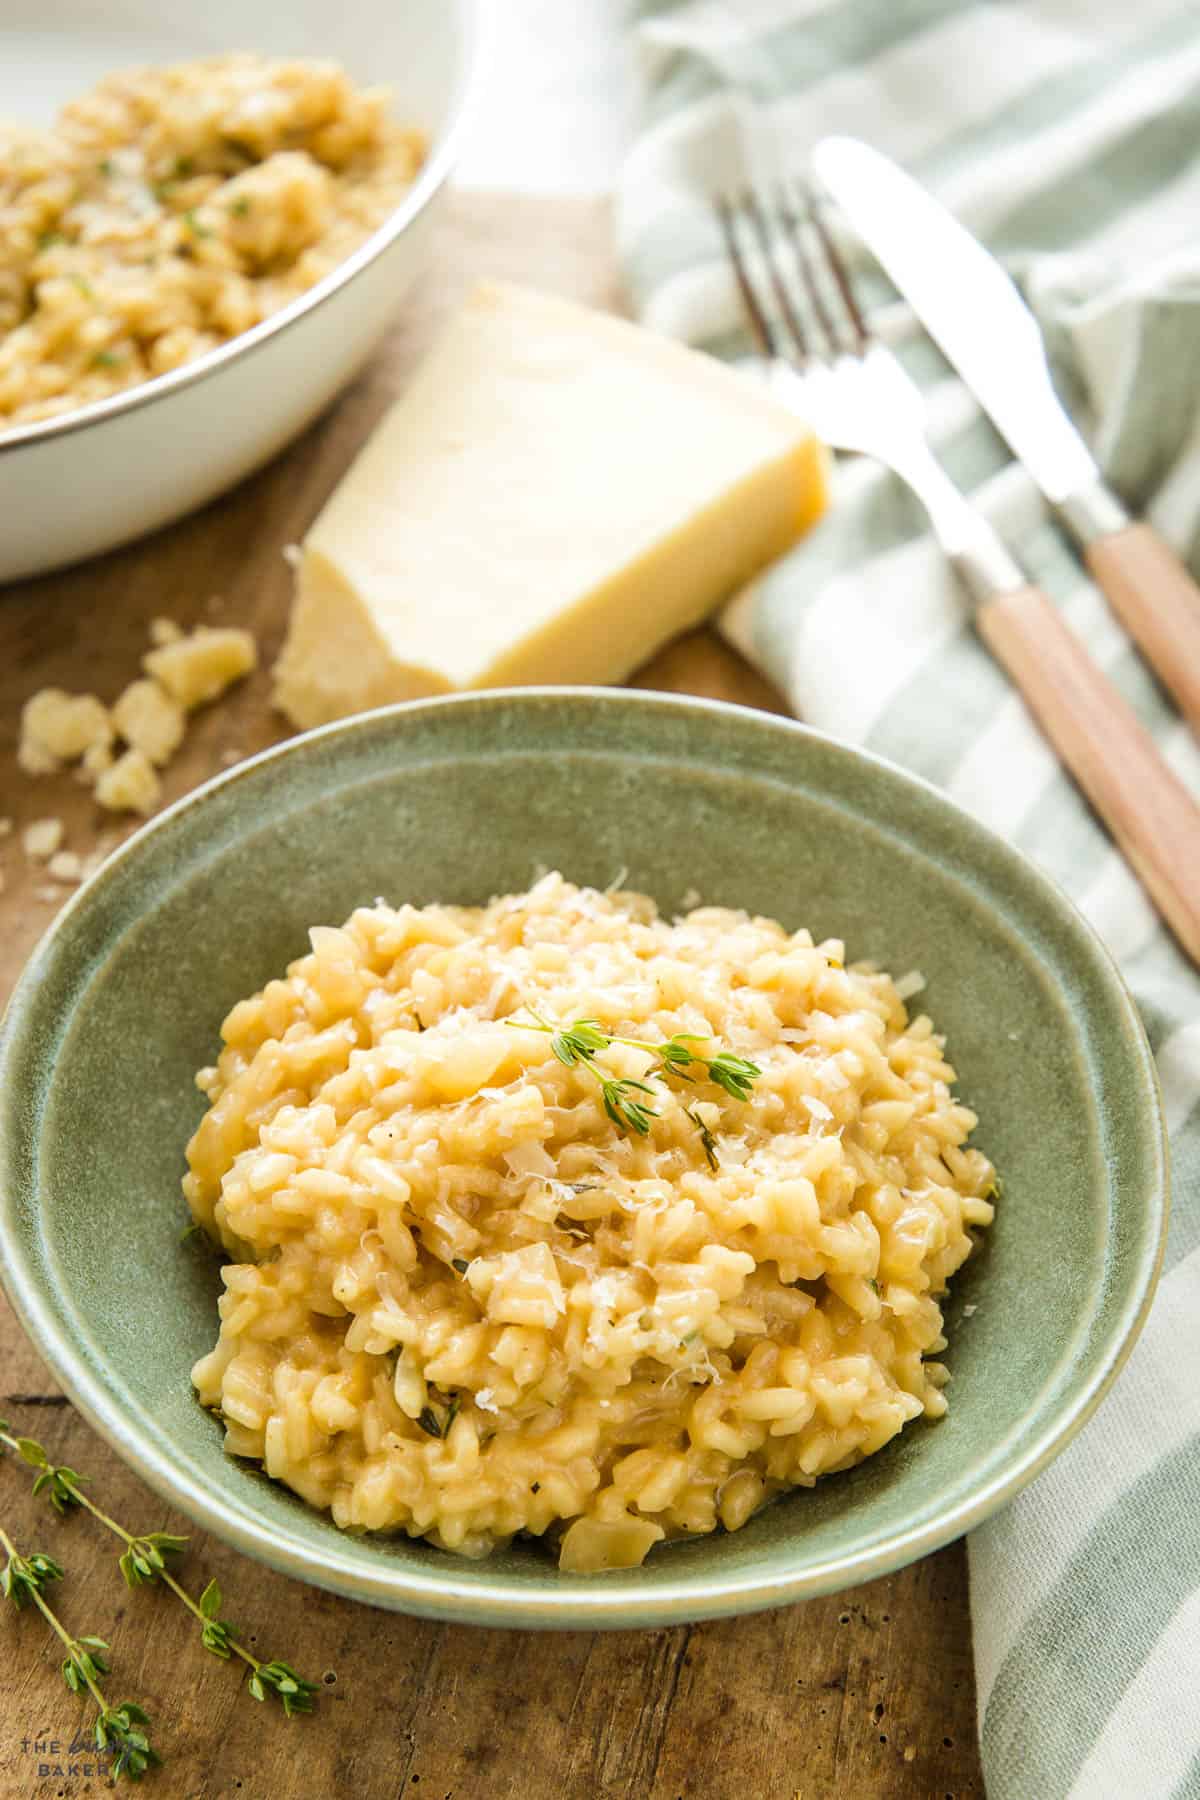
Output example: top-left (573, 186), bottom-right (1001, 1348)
top-left (0, 192), bottom-right (983, 1800)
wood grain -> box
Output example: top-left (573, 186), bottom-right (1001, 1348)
top-left (1086, 520), bottom-right (1200, 737)
top-left (0, 191), bottom-right (982, 1800)
top-left (977, 580), bottom-right (1200, 965)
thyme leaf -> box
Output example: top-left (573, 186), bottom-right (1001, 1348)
top-left (600, 1076), bottom-right (659, 1136)
top-left (685, 1106), bottom-right (719, 1171)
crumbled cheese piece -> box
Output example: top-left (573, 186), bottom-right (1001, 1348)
top-left (18, 689), bottom-right (112, 774)
top-left (112, 678), bottom-right (186, 766)
top-left (220, 747), bottom-right (244, 766)
top-left (894, 970), bottom-right (927, 1001)
top-left (17, 621), bottom-right (256, 826)
top-left (95, 748), bottom-right (161, 815)
top-left (18, 740), bottom-right (59, 776)
top-left (23, 817), bottom-right (64, 859)
top-left (143, 625), bottom-right (257, 710)
top-left (47, 850), bottom-right (84, 883)
top-left (80, 737), bottom-right (115, 781)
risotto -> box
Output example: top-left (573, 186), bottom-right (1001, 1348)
top-left (185, 874), bottom-right (995, 1571)
top-left (0, 54), bottom-right (425, 428)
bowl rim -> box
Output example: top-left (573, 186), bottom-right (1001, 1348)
top-left (0, 0), bottom-right (482, 457)
top-left (0, 688), bottom-right (1170, 1626)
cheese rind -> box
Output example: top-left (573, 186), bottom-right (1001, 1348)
top-left (274, 282), bottom-right (826, 728)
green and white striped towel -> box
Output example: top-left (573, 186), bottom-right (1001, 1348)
top-left (617, 4), bottom-right (1200, 1796)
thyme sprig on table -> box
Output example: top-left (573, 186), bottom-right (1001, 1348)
top-left (1, 1422), bottom-right (317, 1717)
top-left (508, 1011), bottom-right (761, 1149)
top-left (0, 1522), bottom-right (158, 1781)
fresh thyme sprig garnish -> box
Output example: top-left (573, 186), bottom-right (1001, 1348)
top-left (518, 1014), bottom-right (662, 1135)
top-left (601, 1077), bottom-right (660, 1136)
top-left (635, 1031), bottom-right (761, 1102)
top-left (1, 1422), bottom-right (317, 1717)
top-left (685, 1106), bottom-right (720, 1172)
top-left (0, 1522), bottom-right (158, 1781)
top-left (507, 1011), bottom-right (761, 1151)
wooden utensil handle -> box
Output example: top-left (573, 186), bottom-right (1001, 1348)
top-left (976, 584), bottom-right (1200, 965)
top-left (1086, 522), bottom-right (1200, 736)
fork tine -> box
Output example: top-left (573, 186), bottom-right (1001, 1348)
top-left (802, 182), bottom-right (871, 355)
top-left (739, 190), bottom-right (812, 363)
top-left (714, 194), bottom-right (780, 360)
top-left (775, 184), bottom-right (840, 358)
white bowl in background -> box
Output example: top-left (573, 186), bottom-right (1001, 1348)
top-left (0, 0), bottom-right (479, 583)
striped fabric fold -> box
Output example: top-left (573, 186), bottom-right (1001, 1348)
top-left (616, 4), bottom-right (1200, 1794)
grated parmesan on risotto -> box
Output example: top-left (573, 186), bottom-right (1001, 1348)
top-left (185, 874), bottom-right (996, 1571)
top-left (0, 54), bottom-right (425, 428)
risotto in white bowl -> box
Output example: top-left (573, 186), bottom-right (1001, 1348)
top-left (185, 873), bottom-right (996, 1572)
top-left (0, 53), bottom-right (425, 429)
top-left (0, 0), bottom-right (475, 581)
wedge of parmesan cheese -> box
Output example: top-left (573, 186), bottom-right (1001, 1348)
top-left (273, 282), bottom-right (826, 728)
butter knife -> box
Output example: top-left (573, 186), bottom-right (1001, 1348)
top-left (812, 135), bottom-right (1200, 737)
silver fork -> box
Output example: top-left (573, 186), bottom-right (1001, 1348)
top-left (716, 184), bottom-right (1200, 966)
top-left (716, 186), bottom-right (1021, 602)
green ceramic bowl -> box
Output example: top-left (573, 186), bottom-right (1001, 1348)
top-left (0, 690), bottom-right (1167, 1627)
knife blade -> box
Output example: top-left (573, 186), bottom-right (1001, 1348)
top-left (811, 136), bottom-right (1099, 503)
top-left (812, 133), bottom-right (1200, 737)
